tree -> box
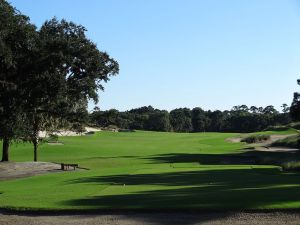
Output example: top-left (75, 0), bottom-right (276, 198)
top-left (191, 107), bottom-right (207, 132)
top-left (281, 103), bottom-right (290, 114)
top-left (263, 105), bottom-right (278, 114)
top-left (290, 79), bottom-right (300, 121)
top-left (170, 108), bottom-right (192, 132)
top-left (249, 106), bottom-right (258, 114)
top-left (146, 111), bottom-right (171, 131)
top-left (206, 110), bottom-right (224, 131)
top-left (0, 0), bottom-right (36, 161)
top-left (23, 18), bottom-right (119, 161)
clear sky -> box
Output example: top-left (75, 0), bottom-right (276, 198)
top-left (9, 0), bottom-right (300, 112)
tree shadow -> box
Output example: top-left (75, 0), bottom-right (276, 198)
top-left (63, 168), bottom-right (300, 224)
top-left (62, 149), bottom-right (300, 224)
top-left (143, 150), bottom-right (300, 166)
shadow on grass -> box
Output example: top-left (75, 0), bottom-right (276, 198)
top-left (62, 151), bottom-right (300, 224)
top-left (143, 150), bottom-right (300, 166)
top-left (63, 168), bottom-right (300, 211)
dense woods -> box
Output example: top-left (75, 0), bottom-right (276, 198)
top-left (89, 104), bottom-right (291, 133)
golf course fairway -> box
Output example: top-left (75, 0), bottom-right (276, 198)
top-left (1, 130), bottom-right (300, 211)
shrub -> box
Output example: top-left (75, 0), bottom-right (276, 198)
top-left (271, 135), bottom-right (300, 149)
top-left (281, 161), bottom-right (300, 172)
top-left (241, 134), bottom-right (270, 143)
top-left (264, 125), bottom-right (289, 131)
top-left (290, 122), bottom-right (300, 130)
top-left (119, 129), bottom-right (135, 132)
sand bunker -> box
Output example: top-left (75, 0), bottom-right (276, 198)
top-left (39, 127), bottom-right (101, 138)
top-left (226, 137), bottom-right (242, 143)
top-left (255, 146), bottom-right (299, 153)
top-left (227, 134), bottom-right (295, 144)
top-left (227, 134), bottom-right (299, 153)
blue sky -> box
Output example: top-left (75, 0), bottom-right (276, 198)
top-left (9, 0), bottom-right (300, 111)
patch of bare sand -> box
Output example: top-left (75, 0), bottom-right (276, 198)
top-left (0, 212), bottom-right (300, 225)
top-left (255, 146), bottom-right (299, 153)
top-left (0, 162), bottom-right (62, 181)
top-left (227, 134), bottom-right (300, 153)
top-left (226, 137), bottom-right (242, 143)
top-left (227, 134), bottom-right (295, 144)
top-left (269, 134), bottom-right (296, 142)
top-left (39, 127), bottom-right (101, 138)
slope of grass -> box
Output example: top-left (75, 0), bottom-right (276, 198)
top-left (1, 131), bottom-right (300, 210)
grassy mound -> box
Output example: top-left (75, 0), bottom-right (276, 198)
top-left (241, 134), bottom-right (270, 143)
top-left (264, 122), bottom-right (300, 132)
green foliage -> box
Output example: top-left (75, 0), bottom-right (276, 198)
top-left (241, 134), bottom-right (270, 143)
top-left (289, 122), bottom-right (300, 130)
top-left (89, 105), bottom-right (291, 133)
top-left (146, 111), bottom-right (171, 131)
top-left (191, 107), bottom-right (207, 132)
top-left (0, 0), bottom-right (37, 161)
top-left (281, 161), bottom-right (300, 171)
top-left (264, 125), bottom-right (290, 131)
top-left (0, 1), bottom-right (119, 161)
top-left (170, 108), bottom-right (192, 132)
top-left (290, 79), bottom-right (300, 121)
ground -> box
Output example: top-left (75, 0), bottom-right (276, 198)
top-left (0, 162), bottom-right (61, 181)
top-left (0, 130), bottom-right (300, 211)
top-left (1, 211), bottom-right (300, 225)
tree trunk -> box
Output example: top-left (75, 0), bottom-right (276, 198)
top-left (2, 137), bottom-right (9, 162)
top-left (33, 139), bottom-right (38, 162)
top-left (32, 116), bottom-right (40, 162)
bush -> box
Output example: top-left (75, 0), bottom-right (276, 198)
top-left (241, 134), bottom-right (270, 143)
top-left (264, 125), bottom-right (289, 131)
top-left (271, 135), bottom-right (300, 149)
top-left (290, 122), bottom-right (300, 130)
top-left (119, 129), bottom-right (135, 132)
top-left (281, 161), bottom-right (300, 172)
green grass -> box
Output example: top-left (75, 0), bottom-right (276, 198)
top-left (1, 130), bottom-right (300, 210)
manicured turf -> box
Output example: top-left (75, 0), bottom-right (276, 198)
top-left (1, 130), bottom-right (300, 210)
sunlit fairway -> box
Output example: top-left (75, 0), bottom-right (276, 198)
top-left (1, 130), bottom-right (300, 210)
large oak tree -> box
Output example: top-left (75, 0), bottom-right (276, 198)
top-left (0, 0), bottom-right (36, 161)
top-left (23, 18), bottom-right (119, 161)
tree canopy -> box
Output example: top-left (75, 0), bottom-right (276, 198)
top-left (0, 1), bottom-right (119, 161)
top-left (89, 104), bottom-right (291, 133)
top-left (0, 0), bottom-right (37, 161)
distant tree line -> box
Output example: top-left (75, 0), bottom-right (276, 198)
top-left (89, 104), bottom-right (291, 133)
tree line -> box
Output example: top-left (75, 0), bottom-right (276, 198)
top-left (89, 104), bottom-right (291, 133)
top-left (0, 0), bottom-right (119, 161)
